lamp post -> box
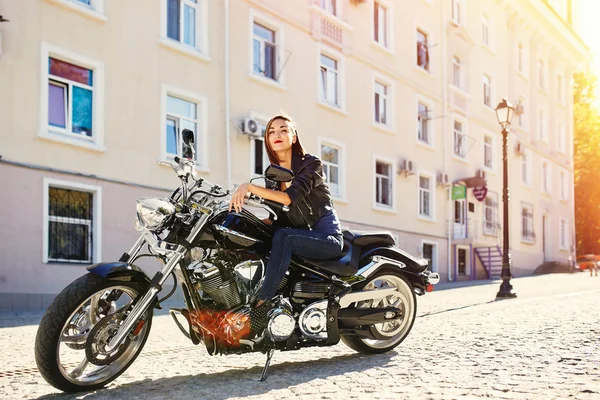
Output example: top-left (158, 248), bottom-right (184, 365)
top-left (495, 98), bottom-right (517, 299)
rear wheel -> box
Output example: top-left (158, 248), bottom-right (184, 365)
top-left (341, 271), bottom-right (417, 354)
top-left (34, 273), bottom-right (153, 393)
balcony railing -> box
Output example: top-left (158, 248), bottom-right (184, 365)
top-left (448, 219), bottom-right (501, 242)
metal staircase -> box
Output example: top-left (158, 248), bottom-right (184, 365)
top-left (474, 246), bottom-right (503, 279)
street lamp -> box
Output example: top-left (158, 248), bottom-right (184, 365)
top-left (495, 98), bottom-right (517, 299)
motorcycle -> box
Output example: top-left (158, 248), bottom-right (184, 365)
top-left (34, 129), bottom-right (440, 393)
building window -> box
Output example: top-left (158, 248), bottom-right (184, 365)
top-left (451, 0), bottom-right (461, 25)
top-left (374, 81), bottom-right (389, 126)
top-left (374, 1), bottom-right (388, 48)
top-left (419, 175), bottom-right (432, 218)
top-left (557, 74), bottom-right (563, 102)
top-left (522, 149), bottom-right (532, 185)
top-left (482, 15), bottom-right (490, 47)
top-left (454, 120), bottom-right (466, 158)
top-left (422, 243), bottom-right (436, 272)
top-left (320, 0), bottom-right (337, 15)
top-left (166, 0), bottom-right (202, 49)
top-left (521, 203), bottom-right (535, 242)
top-left (45, 183), bottom-right (98, 264)
top-left (483, 74), bottom-right (492, 107)
top-left (484, 192), bottom-right (498, 235)
top-left (166, 94), bottom-right (200, 161)
top-left (417, 29), bottom-right (430, 71)
top-left (517, 97), bottom-right (526, 129)
top-left (518, 42), bottom-right (523, 72)
top-left (320, 53), bottom-right (339, 107)
top-left (375, 160), bottom-right (393, 207)
top-left (250, 121), bottom-right (268, 176)
top-left (253, 22), bottom-right (277, 80)
top-left (542, 161), bottom-right (551, 193)
top-left (452, 56), bottom-right (461, 88)
top-left (417, 102), bottom-right (431, 144)
top-left (538, 59), bottom-right (545, 89)
top-left (539, 109), bottom-right (547, 142)
top-left (321, 143), bottom-right (341, 197)
top-left (558, 121), bottom-right (566, 153)
top-left (484, 135), bottom-right (493, 169)
top-left (559, 218), bottom-right (568, 249)
top-left (48, 57), bottom-right (94, 139)
top-left (560, 170), bottom-right (568, 200)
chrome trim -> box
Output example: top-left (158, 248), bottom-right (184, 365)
top-left (338, 287), bottom-right (398, 308)
top-left (212, 225), bottom-right (260, 245)
top-left (356, 255), bottom-right (406, 279)
top-left (428, 272), bottom-right (440, 285)
top-left (106, 212), bottom-right (211, 352)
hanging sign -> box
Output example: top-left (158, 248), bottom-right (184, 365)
top-left (473, 186), bottom-right (488, 202)
top-left (451, 185), bottom-right (466, 200)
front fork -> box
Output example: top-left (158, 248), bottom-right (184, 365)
top-left (105, 212), bottom-right (210, 352)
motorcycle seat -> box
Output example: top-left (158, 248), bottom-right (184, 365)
top-left (296, 230), bottom-right (396, 277)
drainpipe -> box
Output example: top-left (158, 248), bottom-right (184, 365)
top-left (441, 2), bottom-right (452, 281)
top-left (224, 0), bottom-right (232, 189)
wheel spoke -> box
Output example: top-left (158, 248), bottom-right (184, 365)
top-left (69, 358), bottom-right (89, 379)
top-left (89, 293), bottom-right (101, 324)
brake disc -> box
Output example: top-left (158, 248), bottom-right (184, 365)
top-left (85, 313), bottom-right (131, 366)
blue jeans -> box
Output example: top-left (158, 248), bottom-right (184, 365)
top-left (257, 228), bottom-right (344, 301)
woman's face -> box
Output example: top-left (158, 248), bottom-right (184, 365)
top-left (267, 118), bottom-right (296, 153)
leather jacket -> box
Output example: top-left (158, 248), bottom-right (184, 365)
top-left (265, 152), bottom-right (336, 230)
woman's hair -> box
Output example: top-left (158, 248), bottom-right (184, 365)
top-left (264, 114), bottom-right (306, 165)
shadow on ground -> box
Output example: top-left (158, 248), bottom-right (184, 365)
top-left (34, 351), bottom-right (395, 400)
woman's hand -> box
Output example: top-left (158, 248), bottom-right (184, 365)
top-left (229, 183), bottom-right (250, 213)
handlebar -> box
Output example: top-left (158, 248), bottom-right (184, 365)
top-left (246, 194), bottom-right (289, 213)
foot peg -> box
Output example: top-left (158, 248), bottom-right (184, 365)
top-left (259, 349), bottom-right (275, 382)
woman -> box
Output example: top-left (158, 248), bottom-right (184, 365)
top-left (229, 114), bottom-right (344, 335)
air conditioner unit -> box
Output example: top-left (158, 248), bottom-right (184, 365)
top-left (515, 141), bottom-right (524, 155)
top-left (240, 117), bottom-right (262, 138)
top-left (398, 159), bottom-right (415, 175)
top-left (475, 169), bottom-right (486, 180)
top-left (437, 172), bottom-right (450, 186)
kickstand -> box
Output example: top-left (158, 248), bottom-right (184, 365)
top-left (259, 349), bottom-right (275, 382)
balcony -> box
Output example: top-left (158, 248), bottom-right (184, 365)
top-left (448, 218), bottom-right (501, 243)
top-left (309, 1), bottom-right (353, 52)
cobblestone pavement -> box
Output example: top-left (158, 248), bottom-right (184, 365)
top-left (0, 273), bottom-right (599, 400)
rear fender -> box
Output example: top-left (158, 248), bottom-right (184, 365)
top-left (86, 262), bottom-right (151, 287)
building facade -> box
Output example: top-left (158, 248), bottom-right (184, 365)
top-left (0, 0), bottom-right (588, 311)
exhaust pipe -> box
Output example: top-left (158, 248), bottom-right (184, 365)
top-left (338, 307), bottom-right (403, 327)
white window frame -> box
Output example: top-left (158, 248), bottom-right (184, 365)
top-left (317, 44), bottom-right (346, 112)
top-left (483, 191), bottom-right (498, 235)
top-left (42, 178), bottom-right (102, 264)
top-left (416, 96), bottom-right (434, 147)
top-left (482, 73), bottom-right (492, 108)
top-left (417, 171), bottom-right (435, 221)
top-left (452, 55), bottom-right (462, 89)
top-left (372, 0), bottom-right (393, 51)
top-left (541, 159), bottom-right (551, 194)
top-left (481, 14), bottom-right (491, 49)
top-left (246, 112), bottom-right (270, 181)
top-left (160, 84), bottom-right (209, 170)
top-left (521, 202), bottom-right (535, 243)
top-left (318, 137), bottom-right (347, 201)
top-left (483, 133), bottom-right (494, 171)
top-left (517, 40), bottom-right (528, 78)
top-left (46, 0), bottom-right (107, 22)
top-left (450, 0), bottom-right (462, 25)
top-left (249, 11), bottom-right (286, 86)
top-left (522, 148), bottom-right (533, 186)
top-left (560, 169), bottom-right (568, 201)
top-left (538, 59), bottom-right (546, 90)
top-left (373, 156), bottom-right (396, 211)
top-left (557, 120), bottom-right (566, 154)
top-left (320, 0), bottom-right (338, 16)
top-left (420, 240), bottom-right (438, 273)
top-left (539, 108), bottom-right (548, 143)
top-left (517, 41), bottom-right (524, 73)
top-left (416, 27), bottom-right (431, 72)
top-left (373, 73), bottom-right (393, 130)
top-left (453, 116), bottom-right (468, 159)
top-left (160, 0), bottom-right (209, 60)
top-left (559, 217), bottom-right (569, 250)
top-left (39, 42), bottom-right (105, 152)
top-left (557, 73), bottom-right (564, 103)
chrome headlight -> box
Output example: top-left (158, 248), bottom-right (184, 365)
top-left (133, 198), bottom-right (176, 231)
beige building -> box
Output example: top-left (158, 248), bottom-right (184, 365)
top-left (0, 0), bottom-right (588, 311)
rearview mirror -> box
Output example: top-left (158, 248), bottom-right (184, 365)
top-left (181, 129), bottom-right (195, 160)
top-left (265, 164), bottom-right (294, 182)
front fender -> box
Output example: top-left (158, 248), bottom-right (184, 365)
top-left (86, 262), bottom-right (151, 286)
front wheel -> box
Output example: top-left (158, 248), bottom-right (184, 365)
top-left (341, 270), bottom-right (417, 354)
top-left (34, 273), bottom-right (153, 393)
